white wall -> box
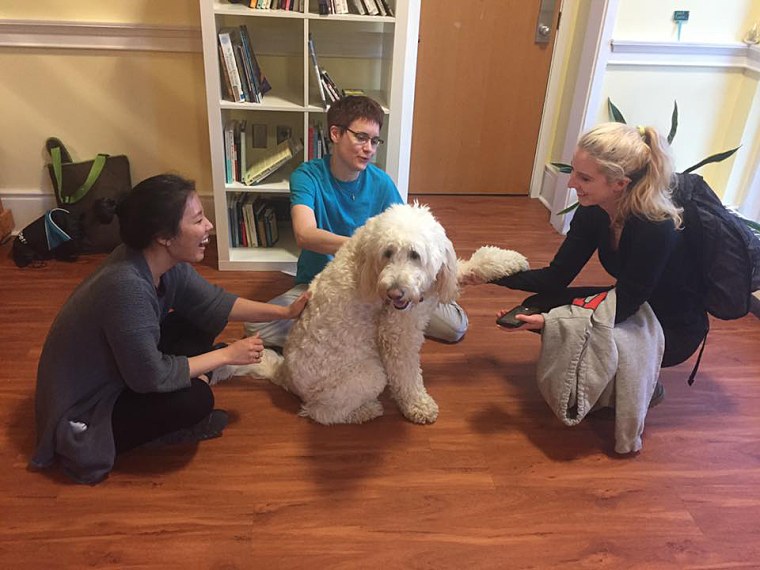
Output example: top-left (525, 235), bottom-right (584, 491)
top-left (606, 0), bottom-right (760, 207)
top-left (613, 0), bottom-right (760, 43)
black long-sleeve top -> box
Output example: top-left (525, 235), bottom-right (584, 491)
top-left (494, 205), bottom-right (706, 330)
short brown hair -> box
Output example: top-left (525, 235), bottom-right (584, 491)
top-left (326, 95), bottom-right (384, 131)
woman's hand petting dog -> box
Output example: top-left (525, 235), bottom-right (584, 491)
top-left (285, 291), bottom-right (311, 319)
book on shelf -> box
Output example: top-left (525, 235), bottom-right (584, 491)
top-left (243, 137), bottom-right (304, 187)
top-left (238, 120), bottom-right (247, 180)
top-left (223, 120), bottom-right (237, 183)
top-left (223, 119), bottom-right (253, 183)
top-left (239, 24), bottom-right (271, 101)
top-left (232, 39), bottom-right (253, 103)
top-left (307, 122), bottom-right (330, 160)
top-left (217, 31), bottom-right (245, 103)
top-left (218, 26), bottom-right (271, 104)
top-left (362, 0), bottom-right (379, 16)
top-left (308, 33), bottom-right (327, 109)
top-left (349, 0), bottom-right (366, 14)
top-left (379, 0), bottom-right (394, 16)
top-left (232, 196), bottom-right (279, 248)
top-left (264, 205), bottom-right (279, 246)
top-left (320, 68), bottom-right (343, 102)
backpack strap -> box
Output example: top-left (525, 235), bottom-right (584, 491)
top-left (43, 208), bottom-right (74, 250)
top-left (687, 325), bottom-right (709, 386)
top-left (51, 147), bottom-right (108, 205)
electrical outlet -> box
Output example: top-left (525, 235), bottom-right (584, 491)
top-left (673, 10), bottom-right (690, 22)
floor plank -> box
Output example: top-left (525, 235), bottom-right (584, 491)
top-left (1, 195), bottom-right (759, 568)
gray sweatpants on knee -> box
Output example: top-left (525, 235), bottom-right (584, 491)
top-left (244, 284), bottom-right (469, 347)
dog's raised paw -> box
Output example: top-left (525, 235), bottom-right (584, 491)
top-left (458, 245), bottom-right (529, 283)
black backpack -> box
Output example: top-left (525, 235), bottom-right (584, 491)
top-left (12, 208), bottom-right (81, 268)
top-left (674, 172), bottom-right (760, 320)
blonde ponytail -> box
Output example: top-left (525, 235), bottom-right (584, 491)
top-left (578, 122), bottom-right (682, 229)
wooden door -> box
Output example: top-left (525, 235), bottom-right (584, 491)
top-left (410, 0), bottom-right (559, 195)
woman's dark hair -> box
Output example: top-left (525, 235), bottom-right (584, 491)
top-left (327, 95), bottom-right (384, 131)
top-left (116, 174), bottom-right (196, 250)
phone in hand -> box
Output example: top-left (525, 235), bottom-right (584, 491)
top-left (496, 305), bottom-right (542, 329)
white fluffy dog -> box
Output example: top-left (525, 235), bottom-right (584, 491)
top-left (251, 203), bottom-right (528, 425)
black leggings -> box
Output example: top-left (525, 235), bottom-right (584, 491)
top-left (112, 312), bottom-right (217, 454)
top-left (521, 287), bottom-right (708, 368)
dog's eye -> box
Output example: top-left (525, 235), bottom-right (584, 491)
top-left (383, 248), bottom-right (393, 259)
top-left (409, 250), bottom-right (420, 261)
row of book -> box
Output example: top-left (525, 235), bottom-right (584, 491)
top-left (223, 119), bottom-right (303, 186)
top-left (236, 0), bottom-right (304, 10)
top-left (218, 25), bottom-right (271, 104)
top-left (319, 0), bottom-right (394, 16)
top-left (308, 34), bottom-right (366, 109)
top-left (228, 194), bottom-right (280, 248)
top-left (308, 123), bottom-right (331, 160)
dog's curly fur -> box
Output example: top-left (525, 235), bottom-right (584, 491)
top-left (251, 203), bottom-right (528, 425)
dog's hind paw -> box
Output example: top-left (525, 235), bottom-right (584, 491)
top-left (346, 400), bottom-right (384, 424)
top-left (398, 394), bottom-right (439, 424)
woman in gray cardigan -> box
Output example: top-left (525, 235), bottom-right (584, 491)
top-left (30, 174), bottom-right (309, 484)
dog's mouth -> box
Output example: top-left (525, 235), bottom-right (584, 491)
top-left (387, 295), bottom-right (423, 311)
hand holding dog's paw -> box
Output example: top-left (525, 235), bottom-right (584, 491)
top-left (457, 245), bottom-right (529, 284)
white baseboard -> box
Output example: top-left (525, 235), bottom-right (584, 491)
top-left (0, 190), bottom-right (215, 235)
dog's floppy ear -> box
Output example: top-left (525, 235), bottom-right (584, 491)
top-left (434, 236), bottom-right (459, 304)
top-left (352, 223), bottom-right (381, 301)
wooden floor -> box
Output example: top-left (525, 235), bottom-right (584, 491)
top-left (2, 195), bottom-right (760, 569)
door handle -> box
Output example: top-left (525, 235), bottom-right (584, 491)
top-left (535, 0), bottom-right (557, 44)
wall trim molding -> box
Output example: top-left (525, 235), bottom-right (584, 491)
top-left (0, 20), bottom-right (201, 53)
top-left (0, 190), bottom-right (215, 235)
top-left (609, 39), bottom-right (757, 72)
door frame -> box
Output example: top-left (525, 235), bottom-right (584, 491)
top-left (530, 0), bottom-right (620, 233)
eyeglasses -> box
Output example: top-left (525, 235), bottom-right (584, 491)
top-left (342, 127), bottom-right (384, 147)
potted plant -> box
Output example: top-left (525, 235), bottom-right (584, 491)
top-left (551, 98), bottom-right (759, 236)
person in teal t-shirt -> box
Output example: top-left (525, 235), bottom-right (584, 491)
top-left (244, 95), bottom-right (468, 346)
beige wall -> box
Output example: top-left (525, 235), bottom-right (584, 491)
top-left (0, 0), bottom-right (212, 231)
top-left (0, 1), bottom-right (200, 26)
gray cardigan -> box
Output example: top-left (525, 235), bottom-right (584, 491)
top-left (30, 245), bottom-right (237, 484)
top-left (536, 288), bottom-right (664, 454)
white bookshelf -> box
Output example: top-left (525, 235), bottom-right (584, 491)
top-left (199, 0), bottom-right (421, 271)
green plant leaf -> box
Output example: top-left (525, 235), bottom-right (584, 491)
top-left (667, 101), bottom-right (678, 144)
top-left (682, 146), bottom-right (740, 174)
top-left (551, 162), bottom-right (573, 174)
top-left (557, 201), bottom-right (579, 215)
top-left (739, 216), bottom-right (760, 235)
top-left (607, 99), bottom-right (627, 124)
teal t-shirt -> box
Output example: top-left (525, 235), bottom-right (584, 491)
top-left (290, 156), bottom-right (403, 284)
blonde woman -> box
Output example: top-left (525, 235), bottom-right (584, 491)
top-left (492, 123), bottom-right (708, 387)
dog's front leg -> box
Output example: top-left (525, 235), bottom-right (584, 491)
top-left (378, 306), bottom-right (438, 424)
